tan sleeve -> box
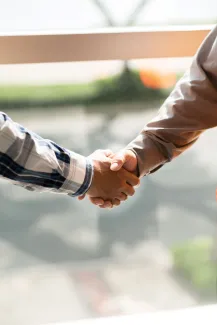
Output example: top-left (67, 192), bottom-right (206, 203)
top-left (127, 25), bottom-right (217, 177)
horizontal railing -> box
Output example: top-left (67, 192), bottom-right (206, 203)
top-left (0, 25), bottom-right (213, 64)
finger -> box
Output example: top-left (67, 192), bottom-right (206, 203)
top-left (89, 197), bottom-right (105, 206)
top-left (116, 193), bottom-right (128, 201)
top-left (104, 149), bottom-right (114, 157)
top-left (110, 153), bottom-right (126, 171)
top-left (122, 184), bottom-right (135, 197)
top-left (123, 170), bottom-right (140, 187)
top-left (89, 149), bottom-right (114, 160)
top-left (111, 149), bottom-right (138, 173)
top-left (112, 199), bottom-right (121, 207)
top-left (96, 149), bottom-right (113, 158)
top-left (78, 194), bottom-right (86, 200)
top-left (134, 183), bottom-right (140, 189)
top-left (99, 201), bottom-right (113, 209)
top-left (118, 168), bottom-right (140, 187)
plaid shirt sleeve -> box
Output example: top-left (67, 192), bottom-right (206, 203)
top-left (0, 112), bottom-right (93, 197)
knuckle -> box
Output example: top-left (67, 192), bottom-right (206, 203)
top-left (128, 188), bottom-right (134, 196)
top-left (122, 193), bottom-right (127, 200)
top-left (116, 169), bottom-right (123, 177)
top-left (120, 180), bottom-right (126, 188)
top-left (114, 200), bottom-right (120, 206)
top-left (123, 194), bottom-right (128, 200)
top-left (135, 178), bottom-right (140, 186)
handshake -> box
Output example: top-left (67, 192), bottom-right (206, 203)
top-left (79, 148), bottom-right (140, 209)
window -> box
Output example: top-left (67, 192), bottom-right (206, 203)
top-left (0, 2), bottom-right (216, 325)
top-left (1, 0), bottom-right (216, 33)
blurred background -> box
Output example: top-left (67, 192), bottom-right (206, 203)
top-left (0, 1), bottom-right (217, 324)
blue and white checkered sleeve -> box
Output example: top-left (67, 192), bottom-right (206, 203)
top-left (0, 112), bottom-right (93, 197)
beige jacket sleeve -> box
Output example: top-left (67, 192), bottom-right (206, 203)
top-left (127, 25), bottom-right (217, 177)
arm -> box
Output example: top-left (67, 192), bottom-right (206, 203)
top-left (0, 112), bottom-right (139, 204)
top-left (126, 25), bottom-right (217, 177)
top-left (0, 112), bottom-right (93, 197)
top-left (88, 25), bottom-right (217, 208)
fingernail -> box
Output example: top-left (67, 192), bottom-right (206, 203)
top-left (111, 163), bottom-right (119, 170)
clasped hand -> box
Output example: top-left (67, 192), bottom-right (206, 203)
top-left (79, 149), bottom-right (139, 208)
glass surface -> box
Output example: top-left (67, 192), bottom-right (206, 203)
top-left (0, 0), bottom-right (216, 33)
top-left (0, 57), bottom-right (216, 325)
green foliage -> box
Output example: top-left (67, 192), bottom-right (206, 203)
top-left (0, 83), bottom-right (96, 109)
top-left (0, 83), bottom-right (96, 101)
top-left (0, 69), bottom-right (170, 110)
top-left (172, 237), bottom-right (217, 297)
top-left (89, 68), bottom-right (166, 104)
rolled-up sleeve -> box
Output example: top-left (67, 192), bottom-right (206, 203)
top-left (127, 25), bottom-right (217, 177)
top-left (0, 112), bottom-right (93, 197)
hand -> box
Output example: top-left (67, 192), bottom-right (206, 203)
top-left (110, 149), bottom-right (138, 174)
top-left (80, 149), bottom-right (139, 208)
top-left (79, 149), bottom-right (139, 208)
top-left (90, 149), bottom-right (139, 208)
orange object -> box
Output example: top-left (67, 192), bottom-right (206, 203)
top-left (139, 69), bottom-right (176, 89)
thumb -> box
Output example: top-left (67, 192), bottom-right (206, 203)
top-left (103, 149), bottom-right (114, 157)
top-left (78, 194), bottom-right (86, 200)
top-left (110, 152), bottom-right (126, 171)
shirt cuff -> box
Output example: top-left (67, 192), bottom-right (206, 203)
top-left (126, 133), bottom-right (168, 177)
top-left (66, 154), bottom-right (94, 197)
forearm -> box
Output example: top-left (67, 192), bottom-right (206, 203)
top-left (0, 112), bottom-right (93, 196)
top-left (127, 25), bottom-right (217, 177)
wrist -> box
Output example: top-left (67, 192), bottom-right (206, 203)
top-left (82, 157), bottom-right (94, 195)
top-left (123, 148), bottom-right (139, 176)
top-left (128, 149), bottom-right (140, 177)
top-left (86, 158), bottom-right (101, 196)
